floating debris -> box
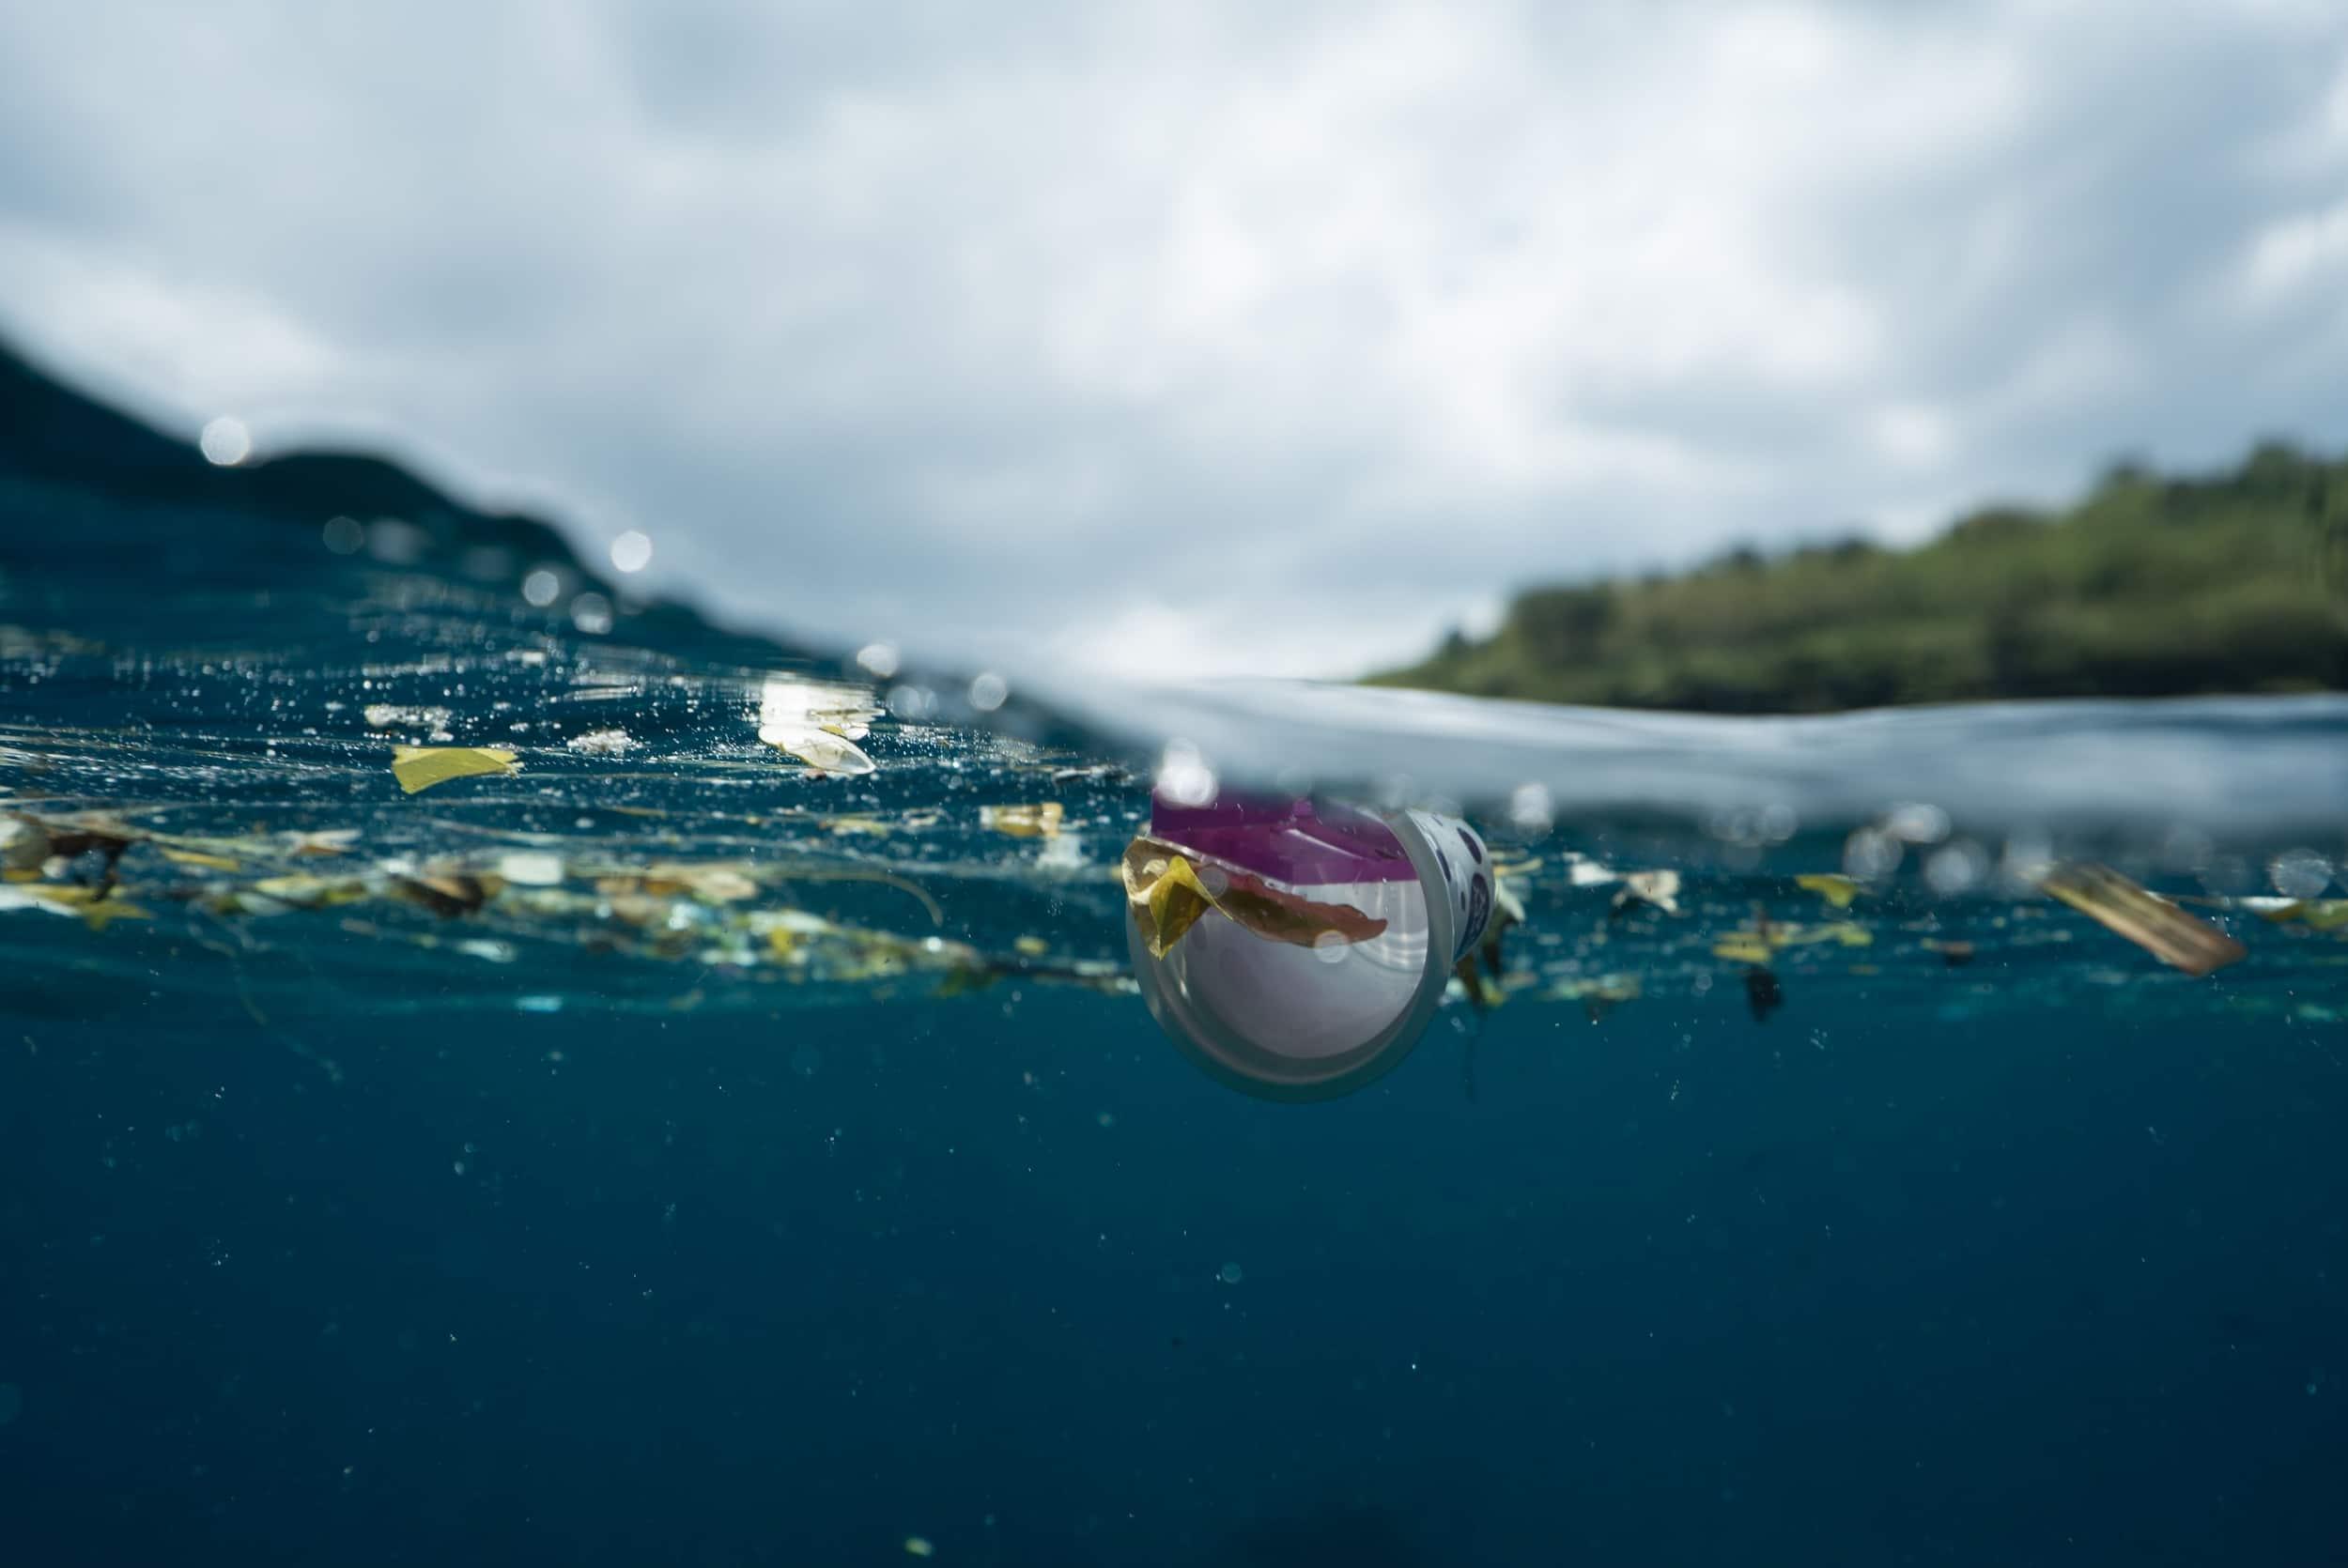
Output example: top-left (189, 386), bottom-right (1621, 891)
top-left (0, 814), bottom-right (50, 871)
top-left (2233, 897), bottom-right (2348, 931)
top-left (1562, 853), bottom-right (1620, 888)
top-left (281, 828), bottom-right (360, 856)
top-left (758, 676), bottom-right (883, 776)
top-left (1796, 873), bottom-right (1865, 910)
top-left (391, 746), bottom-right (518, 794)
top-left (393, 870), bottom-right (497, 918)
top-left (1611, 869), bottom-right (1682, 918)
top-left (565, 729), bottom-right (638, 757)
top-left (1121, 837), bottom-right (1388, 960)
top-left (763, 729), bottom-right (876, 776)
top-left (981, 802), bottom-right (1064, 839)
top-left (364, 704), bottom-right (456, 741)
top-left (0, 883), bottom-right (149, 930)
top-left (1452, 955), bottom-right (1505, 1010)
top-left (1050, 763), bottom-right (1129, 785)
top-left (1711, 919), bottom-right (1871, 963)
top-left (160, 847), bottom-right (241, 872)
top-left (495, 851), bottom-right (565, 886)
top-left (2040, 862), bottom-right (2247, 977)
top-left (634, 863), bottom-right (759, 903)
top-left (1549, 974), bottom-right (1641, 1023)
top-left (1744, 966), bottom-right (1784, 1022)
top-left (1925, 938), bottom-right (1977, 967)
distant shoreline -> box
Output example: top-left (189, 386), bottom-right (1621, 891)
top-left (1371, 443), bottom-right (2348, 715)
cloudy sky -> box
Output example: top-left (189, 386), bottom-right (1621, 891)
top-left (4, 1), bottom-right (2347, 680)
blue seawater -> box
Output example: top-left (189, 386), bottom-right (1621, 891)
top-left (3, 344), bottom-right (2347, 1566)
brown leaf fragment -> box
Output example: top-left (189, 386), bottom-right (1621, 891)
top-left (1120, 836), bottom-right (1388, 960)
top-left (393, 872), bottom-right (497, 918)
top-left (2040, 862), bottom-right (2247, 976)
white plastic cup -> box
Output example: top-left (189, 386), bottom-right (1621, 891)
top-left (1127, 796), bottom-right (1494, 1101)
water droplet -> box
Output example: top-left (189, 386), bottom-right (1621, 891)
top-left (521, 570), bottom-right (562, 607)
top-left (608, 530), bottom-right (653, 574)
top-left (571, 593), bottom-right (614, 636)
top-left (1157, 741), bottom-right (1217, 807)
top-left (1506, 782), bottom-right (1552, 834)
top-left (198, 416), bottom-right (251, 466)
top-left (1218, 1262), bottom-right (1244, 1284)
top-left (2270, 848), bottom-right (2335, 899)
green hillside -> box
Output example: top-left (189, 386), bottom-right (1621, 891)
top-left (1372, 443), bottom-right (2348, 713)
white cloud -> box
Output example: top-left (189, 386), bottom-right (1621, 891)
top-left (2240, 194), bottom-right (2348, 302)
top-left (1, 0), bottom-right (2346, 678)
top-left (1867, 404), bottom-right (1959, 469)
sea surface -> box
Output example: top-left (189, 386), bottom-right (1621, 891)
top-left (3, 352), bottom-right (2346, 1565)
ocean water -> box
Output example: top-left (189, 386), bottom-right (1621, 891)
top-left (4, 352), bottom-right (2348, 1566)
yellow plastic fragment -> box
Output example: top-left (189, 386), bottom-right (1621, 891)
top-left (1796, 873), bottom-right (1864, 909)
top-left (1120, 837), bottom-right (1388, 960)
top-left (392, 746), bottom-right (518, 794)
top-left (981, 803), bottom-right (1063, 839)
top-left (2040, 862), bottom-right (2247, 976)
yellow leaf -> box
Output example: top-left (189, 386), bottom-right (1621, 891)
top-left (1014, 935), bottom-right (1049, 957)
top-left (1125, 848), bottom-right (1216, 958)
top-left (392, 746), bottom-right (518, 794)
top-left (1711, 936), bottom-right (1774, 964)
top-left (981, 802), bottom-right (1063, 839)
top-left (1796, 873), bottom-right (1864, 909)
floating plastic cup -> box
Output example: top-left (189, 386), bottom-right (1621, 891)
top-left (1125, 792), bottom-right (1495, 1101)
